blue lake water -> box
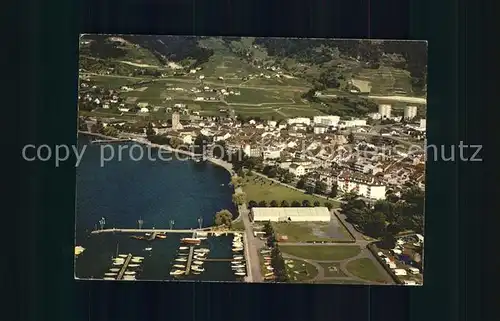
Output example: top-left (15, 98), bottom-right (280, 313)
top-left (75, 134), bottom-right (239, 282)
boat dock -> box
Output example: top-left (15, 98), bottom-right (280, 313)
top-left (185, 247), bottom-right (195, 275)
top-left (116, 253), bottom-right (132, 280)
top-left (91, 139), bottom-right (133, 144)
top-left (147, 232), bottom-right (157, 241)
top-left (91, 228), bottom-right (240, 235)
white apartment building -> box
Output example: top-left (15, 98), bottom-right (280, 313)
top-left (313, 125), bottom-right (328, 135)
top-left (288, 164), bottom-right (306, 176)
top-left (404, 105), bottom-right (418, 119)
top-left (287, 117), bottom-right (311, 126)
top-left (313, 115), bottom-right (340, 126)
top-left (419, 119), bottom-right (426, 130)
top-left (242, 144), bottom-right (262, 157)
top-left (379, 104), bottom-right (392, 119)
top-left (338, 119), bottom-right (367, 128)
top-left (337, 174), bottom-right (386, 200)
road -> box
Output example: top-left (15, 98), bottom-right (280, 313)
top-left (317, 93), bottom-right (426, 105)
top-left (240, 200), bottom-right (263, 283)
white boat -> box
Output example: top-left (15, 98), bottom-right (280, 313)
top-left (232, 248), bottom-right (243, 252)
top-left (145, 233), bottom-right (151, 236)
top-left (266, 266), bottom-right (274, 271)
top-left (234, 272), bottom-right (246, 276)
top-left (175, 258), bottom-right (187, 262)
top-left (123, 276), bottom-right (136, 280)
top-left (213, 232), bottom-right (222, 237)
top-left (104, 273), bottom-right (117, 276)
top-left (179, 247), bottom-right (189, 250)
top-left (170, 270), bottom-right (185, 276)
top-left (265, 272), bottom-right (274, 277)
top-left (75, 246), bottom-right (85, 256)
top-left (261, 250), bottom-right (271, 254)
top-left (193, 260), bottom-right (204, 265)
top-left (173, 264), bottom-right (185, 268)
top-left (192, 266), bottom-right (205, 272)
top-left (103, 277), bottom-right (115, 280)
top-left (197, 237), bottom-right (207, 240)
top-left (194, 256), bottom-right (206, 261)
top-left (113, 257), bottom-right (125, 261)
top-left (233, 256), bottom-right (244, 260)
top-left (197, 232), bottom-right (208, 237)
top-left (195, 248), bottom-right (210, 252)
top-left (109, 268), bottom-right (120, 272)
top-left (124, 271), bottom-right (136, 275)
top-left (131, 259), bottom-right (142, 264)
top-left (128, 264), bottom-right (140, 268)
top-left (263, 256), bottom-right (271, 260)
top-left (232, 264), bottom-right (245, 269)
top-left (132, 256), bottom-right (144, 260)
top-left (118, 254), bottom-right (128, 258)
top-left (112, 262), bottom-right (124, 266)
top-left (144, 247), bottom-right (152, 251)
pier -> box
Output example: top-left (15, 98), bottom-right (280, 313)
top-left (204, 258), bottom-right (234, 262)
top-left (91, 139), bottom-right (133, 144)
top-left (147, 232), bottom-right (157, 241)
top-left (116, 253), bottom-right (133, 280)
top-left (91, 228), bottom-right (240, 235)
top-left (185, 247), bottom-right (195, 275)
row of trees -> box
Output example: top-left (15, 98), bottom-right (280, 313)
top-left (341, 185), bottom-right (424, 248)
top-left (263, 222), bottom-right (289, 282)
top-left (248, 199), bottom-right (334, 210)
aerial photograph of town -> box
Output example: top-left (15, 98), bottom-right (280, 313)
top-left (75, 35), bottom-right (426, 285)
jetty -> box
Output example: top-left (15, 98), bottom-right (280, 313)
top-left (185, 247), bottom-right (195, 275)
top-left (91, 139), bottom-right (133, 144)
top-left (91, 228), bottom-right (240, 235)
top-left (116, 254), bottom-right (133, 280)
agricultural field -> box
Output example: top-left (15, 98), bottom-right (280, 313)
top-left (225, 88), bottom-right (295, 105)
top-left (352, 66), bottom-right (414, 95)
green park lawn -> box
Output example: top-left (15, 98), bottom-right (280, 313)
top-left (318, 262), bottom-right (347, 277)
top-left (242, 176), bottom-right (335, 206)
top-left (283, 258), bottom-right (319, 282)
top-left (279, 245), bottom-right (361, 261)
top-left (345, 258), bottom-right (388, 283)
top-left (271, 222), bottom-right (351, 243)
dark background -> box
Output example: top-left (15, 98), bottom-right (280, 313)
top-left (7, 0), bottom-right (492, 320)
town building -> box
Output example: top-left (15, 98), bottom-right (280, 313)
top-left (287, 117), bottom-right (311, 126)
top-left (419, 119), bottom-right (426, 130)
top-left (337, 172), bottom-right (386, 200)
top-left (251, 207), bottom-right (331, 222)
top-left (262, 149), bottom-right (281, 160)
top-left (288, 164), bottom-right (306, 176)
top-left (171, 112), bottom-right (183, 130)
top-left (404, 105), bottom-right (418, 120)
top-left (313, 115), bottom-right (340, 126)
top-left (378, 104), bottom-right (392, 119)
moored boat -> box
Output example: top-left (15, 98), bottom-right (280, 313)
top-left (170, 270), bottom-right (185, 276)
top-left (118, 254), bottom-right (128, 258)
top-left (234, 272), bottom-right (246, 276)
top-left (128, 264), bottom-right (140, 268)
top-left (175, 258), bottom-right (187, 262)
top-left (109, 268), bottom-right (120, 272)
top-left (144, 247), bottom-right (152, 251)
top-left (103, 277), bottom-right (115, 280)
top-left (191, 266), bottom-right (205, 272)
top-left (193, 260), bottom-right (204, 265)
top-left (173, 264), bottom-right (185, 268)
top-left (181, 238), bottom-right (202, 245)
top-left (104, 273), bottom-right (117, 276)
top-left (179, 246), bottom-right (189, 250)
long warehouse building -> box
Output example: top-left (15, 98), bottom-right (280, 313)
top-left (251, 207), bottom-right (331, 222)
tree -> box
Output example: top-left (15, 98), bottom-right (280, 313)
top-left (248, 200), bottom-right (258, 209)
top-left (291, 201), bottom-right (301, 207)
top-left (379, 233), bottom-right (396, 249)
top-left (324, 202), bottom-right (333, 210)
top-left (232, 192), bottom-right (246, 206)
top-left (296, 178), bottom-right (306, 189)
top-left (258, 200), bottom-right (267, 207)
top-left (281, 200), bottom-right (289, 207)
top-left (270, 200), bottom-right (278, 207)
top-left (302, 200), bottom-right (311, 207)
top-left (282, 173), bottom-right (295, 184)
top-left (329, 184), bottom-right (338, 198)
top-left (230, 176), bottom-right (243, 188)
top-left (237, 168), bottom-right (245, 178)
top-left (267, 167), bottom-right (278, 178)
top-left (214, 209), bottom-right (233, 227)
top-left (348, 132), bottom-right (355, 144)
top-left (313, 201), bottom-right (321, 207)
top-left (314, 181), bottom-right (328, 195)
top-left (145, 122), bottom-right (155, 137)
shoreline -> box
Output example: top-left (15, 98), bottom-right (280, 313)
top-left (79, 131), bottom-right (241, 222)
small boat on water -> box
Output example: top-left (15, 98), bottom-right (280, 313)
top-left (124, 271), bottom-right (136, 275)
top-left (175, 258), bottom-right (187, 262)
top-left (263, 256), bottom-right (271, 260)
top-left (191, 266), bottom-right (205, 272)
top-left (156, 234), bottom-right (167, 239)
top-left (123, 276), bottom-right (136, 280)
top-left (178, 253), bottom-right (188, 256)
top-left (173, 264), bottom-right (185, 269)
top-left (131, 259), bottom-right (142, 264)
top-left (197, 232), bottom-right (208, 237)
top-left (232, 264), bottom-right (245, 269)
top-left (197, 237), bottom-right (207, 240)
top-left (234, 272), bottom-right (246, 276)
top-left (233, 256), bottom-right (244, 260)
top-left (145, 233), bottom-right (151, 236)
top-left (104, 273), bottom-right (117, 276)
top-left (266, 266), bottom-right (274, 271)
top-left (75, 246), bottom-right (85, 256)
top-left (128, 264), bottom-right (140, 268)
top-left (144, 247), bottom-right (152, 251)
top-left (170, 270), bottom-right (184, 276)
top-left (109, 268), bottom-right (120, 272)
top-left (194, 248), bottom-right (209, 252)
top-left (193, 260), bottom-right (204, 265)
top-left (181, 238), bottom-right (202, 245)
top-left (118, 254), bottom-right (128, 258)
top-left (232, 248), bottom-right (243, 252)
top-left (265, 272), bottom-right (274, 277)
top-left (132, 256), bottom-right (144, 260)
top-left (213, 232), bottom-right (222, 237)
top-left (179, 246), bottom-right (189, 250)
top-left (113, 262), bottom-right (124, 266)
top-left (103, 277), bottom-right (115, 280)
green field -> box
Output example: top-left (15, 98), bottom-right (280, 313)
top-left (318, 262), bottom-right (346, 277)
top-left (242, 176), bottom-right (329, 205)
top-left (279, 245), bottom-right (361, 261)
top-left (345, 258), bottom-right (387, 283)
top-left (283, 258), bottom-right (319, 282)
top-left (271, 222), bottom-right (349, 242)
top-left (225, 88), bottom-right (294, 104)
top-left (352, 66), bottom-right (413, 95)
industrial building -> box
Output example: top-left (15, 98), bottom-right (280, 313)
top-left (251, 207), bottom-right (331, 222)
top-left (404, 105), bottom-right (418, 120)
top-left (378, 104), bottom-right (392, 119)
